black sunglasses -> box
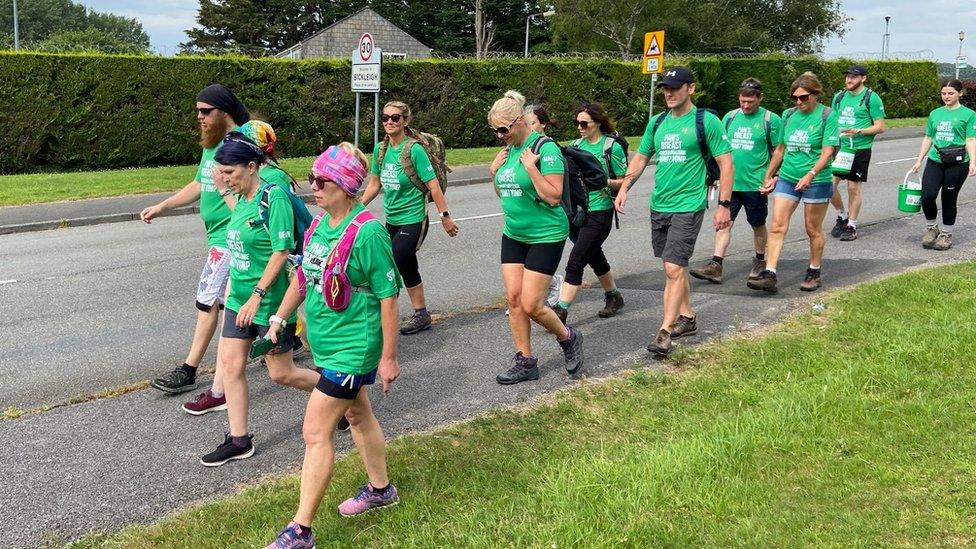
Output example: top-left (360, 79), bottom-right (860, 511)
top-left (790, 93), bottom-right (812, 102)
top-left (307, 173), bottom-right (331, 190)
top-left (492, 117), bottom-right (521, 136)
top-left (197, 107), bottom-right (217, 116)
top-left (576, 120), bottom-right (591, 129)
top-left (381, 114), bottom-right (403, 123)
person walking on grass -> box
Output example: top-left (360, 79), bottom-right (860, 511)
top-left (361, 101), bottom-right (458, 336)
top-left (264, 144), bottom-right (402, 548)
top-left (690, 78), bottom-right (783, 285)
top-left (550, 102), bottom-right (627, 324)
top-left (909, 79), bottom-right (976, 251)
top-left (748, 72), bottom-right (839, 294)
top-left (614, 66), bottom-right (733, 357)
top-left (199, 135), bottom-right (320, 467)
top-left (828, 64), bottom-right (887, 242)
top-left (488, 90), bottom-right (583, 385)
top-left (141, 84), bottom-right (249, 396)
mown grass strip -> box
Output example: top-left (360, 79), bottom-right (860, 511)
top-left (73, 262), bottom-right (976, 548)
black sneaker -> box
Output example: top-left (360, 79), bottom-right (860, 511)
top-left (150, 366), bottom-right (198, 394)
top-left (400, 311), bottom-right (432, 335)
top-left (496, 352), bottom-right (540, 385)
top-left (551, 304), bottom-right (569, 325)
top-left (337, 416), bottom-right (351, 432)
top-left (839, 225), bottom-right (857, 241)
top-left (201, 434), bottom-right (254, 467)
top-left (670, 315), bottom-right (698, 339)
top-left (557, 327), bottom-right (584, 376)
top-left (830, 216), bottom-right (848, 238)
top-left (746, 269), bottom-right (778, 293)
top-left (646, 329), bottom-right (672, 356)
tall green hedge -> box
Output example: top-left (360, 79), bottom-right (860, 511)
top-left (0, 52), bottom-right (939, 174)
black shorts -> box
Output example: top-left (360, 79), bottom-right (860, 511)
top-left (500, 234), bottom-right (565, 276)
top-left (833, 149), bottom-right (872, 182)
top-left (221, 308), bottom-right (297, 354)
top-left (729, 191), bottom-right (768, 228)
top-left (315, 368), bottom-right (377, 400)
top-left (650, 210), bottom-right (704, 267)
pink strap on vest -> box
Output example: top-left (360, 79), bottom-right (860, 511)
top-left (296, 210), bottom-right (376, 299)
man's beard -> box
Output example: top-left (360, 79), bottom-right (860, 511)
top-left (200, 116), bottom-right (232, 149)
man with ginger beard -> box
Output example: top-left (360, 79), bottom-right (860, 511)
top-left (141, 84), bottom-right (250, 395)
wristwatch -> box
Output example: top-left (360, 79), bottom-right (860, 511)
top-left (253, 287), bottom-right (267, 299)
top-left (717, 199), bottom-right (731, 208)
top-left (440, 210), bottom-right (451, 218)
top-left (269, 315), bottom-right (287, 327)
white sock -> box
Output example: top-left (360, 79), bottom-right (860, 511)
top-left (943, 225), bottom-right (953, 235)
top-left (211, 389), bottom-right (224, 398)
top-left (926, 220), bottom-right (938, 228)
top-left (836, 208), bottom-right (847, 219)
top-left (847, 219), bottom-right (856, 229)
top-left (809, 264), bottom-right (821, 271)
top-left (767, 267), bottom-right (777, 274)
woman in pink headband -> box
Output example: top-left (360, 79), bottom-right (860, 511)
top-left (265, 143), bottom-right (403, 547)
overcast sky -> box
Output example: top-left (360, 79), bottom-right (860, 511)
top-left (82, 0), bottom-right (972, 62)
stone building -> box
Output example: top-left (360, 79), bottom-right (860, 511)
top-left (276, 8), bottom-right (432, 60)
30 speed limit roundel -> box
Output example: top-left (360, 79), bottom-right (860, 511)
top-left (359, 33), bottom-right (374, 62)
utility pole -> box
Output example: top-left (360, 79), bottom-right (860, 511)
top-left (12, 0), bottom-right (20, 51)
top-left (882, 16), bottom-right (891, 60)
top-left (957, 31), bottom-right (966, 80)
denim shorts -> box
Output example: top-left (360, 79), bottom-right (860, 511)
top-left (772, 177), bottom-right (832, 204)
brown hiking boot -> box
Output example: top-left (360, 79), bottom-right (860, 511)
top-left (551, 304), bottom-right (569, 325)
top-left (932, 232), bottom-right (952, 251)
top-left (646, 329), bottom-right (672, 356)
top-left (748, 257), bottom-right (767, 280)
top-left (689, 260), bottom-right (723, 284)
top-left (746, 269), bottom-right (778, 293)
top-left (597, 291), bottom-right (624, 318)
top-left (799, 268), bottom-right (822, 292)
top-left (922, 225), bottom-right (940, 249)
top-left (670, 315), bottom-right (698, 339)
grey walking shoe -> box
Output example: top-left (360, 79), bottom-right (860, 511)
top-left (557, 327), bottom-right (584, 375)
top-left (689, 260), bottom-right (723, 284)
top-left (932, 232), bottom-right (952, 251)
top-left (597, 291), bottom-right (624, 318)
top-left (399, 310), bottom-right (432, 335)
top-left (922, 225), bottom-right (941, 249)
top-left (496, 352), bottom-right (540, 385)
top-left (670, 315), bottom-right (698, 339)
top-left (748, 257), bottom-right (767, 280)
top-left (830, 216), bottom-right (848, 238)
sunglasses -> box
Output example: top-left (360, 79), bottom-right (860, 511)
top-left (197, 107), bottom-right (217, 116)
top-left (576, 120), bottom-right (591, 129)
top-left (307, 173), bottom-right (331, 191)
top-left (790, 93), bottom-right (812, 103)
top-left (381, 113), bottom-right (403, 123)
top-left (492, 117), bottom-right (521, 136)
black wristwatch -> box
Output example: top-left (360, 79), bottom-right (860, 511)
top-left (718, 199), bottom-right (732, 208)
top-left (440, 210), bottom-right (451, 218)
top-left (253, 287), bottom-right (267, 299)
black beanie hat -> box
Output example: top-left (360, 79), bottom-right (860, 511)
top-left (196, 84), bottom-right (250, 126)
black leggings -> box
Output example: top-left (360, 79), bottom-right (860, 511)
top-left (564, 209), bottom-right (614, 286)
top-left (386, 220), bottom-right (428, 288)
top-left (921, 160), bottom-right (969, 226)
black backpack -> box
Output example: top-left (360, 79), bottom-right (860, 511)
top-left (532, 136), bottom-right (607, 228)
top-left (572, 133), bottom-right (630, 228)
top-left (651, 107), bottom-right (720, 187)
top-left (832, 88), bottom-right (875, 124)
top-left (724, 108), bottom-right (774, 154)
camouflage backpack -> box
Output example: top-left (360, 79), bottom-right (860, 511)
top-left (378, 127), bottom-right (452, 196)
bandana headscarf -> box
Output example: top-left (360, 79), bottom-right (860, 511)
top-left (196, 84), bottom-right (250, 126)
top-left (239, 120), bottom-right (277, 155)
top-left (311, 146), bottom-right (367, 197)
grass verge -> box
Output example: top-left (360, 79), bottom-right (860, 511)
top-left (886, 117), bottom-right (927, 129)
top-left (73, 262), bottom-right (976, 547)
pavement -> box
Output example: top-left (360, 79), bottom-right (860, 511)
top-left (0, 126), bottom-right (923, 236)
top-left (1, 128), bottom-right (962, 547)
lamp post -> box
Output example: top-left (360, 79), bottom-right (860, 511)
top-left (524, 10), bottom-right (555, 58)
top-left (882, 16), bottom-right (891, 60)
top-left (12, 0), bottom-right (19, 51)
top-left (957, 31), bottom-right (966, 80)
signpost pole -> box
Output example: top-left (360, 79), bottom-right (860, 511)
top-left (649, 73), bottom-right (657, 119)
top-left (374, 92), bottom-right (380, 147)
top-left (354, 92), bottom-right (361, 149)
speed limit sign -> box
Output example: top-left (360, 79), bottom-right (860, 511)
top-left (358, 33), bottom-right (374, 62)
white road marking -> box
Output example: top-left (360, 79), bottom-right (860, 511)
top-left (875, 157), bottom-right (916, 166)
top-left (430, 212), bottom-right (504, 225)
top-left (0, 279), bottom-right (17, 285)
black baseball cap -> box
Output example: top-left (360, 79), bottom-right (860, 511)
top-left (844, 64), bottom-right (868, 76)
top-left (661, 66), bottom-right (695, 88)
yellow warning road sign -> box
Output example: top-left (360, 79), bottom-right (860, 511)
top-left (642, 30), bottom-right (665, 75)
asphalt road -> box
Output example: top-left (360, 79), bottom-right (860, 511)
top-left (1, 135), bottom-right (975, 546)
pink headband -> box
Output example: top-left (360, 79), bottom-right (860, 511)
top-left (311, 145), bottom-right (367, 197)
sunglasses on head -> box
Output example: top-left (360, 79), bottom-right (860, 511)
top-left (790, 93), bottom-right (812, 102)
top-left (491, 117), bottom-right (521, 136)
top-left (197, 107), bottom-right (217, 116)
top-left (576, 120), bottom-right (591, 129)
top-left (381, 113), bottom-right (403, 123)
top-left (307, 173), bottom-right (332, 190)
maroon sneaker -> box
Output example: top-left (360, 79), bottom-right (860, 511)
top-left (182, 391), bottom-right (227, 416)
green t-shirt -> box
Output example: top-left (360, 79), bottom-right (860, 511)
top-left (722, 108), bottom-right (784, 192)
top-left (260, 162), bottom-right (295, 192)
top-left (195, 145), bottom-right (233, 248)
top-left (833, 88), bottom-right (886, 151)
top-left (925, 105), bottom-right (976, 164)
top-left (572, 136), bottom-right (627, 212)
top-left (370, 140), bottom-right (437, 226)
top-left (637, 107), bottom-right (732, 213)
top-left (779, 104), bottom-right (840, 185)
top-left (225, 187), bottom-right (296, 326)
top-left (494, 131), bottom-right (568, 244)
top-left (301, 203), bottom-right (402, 374)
